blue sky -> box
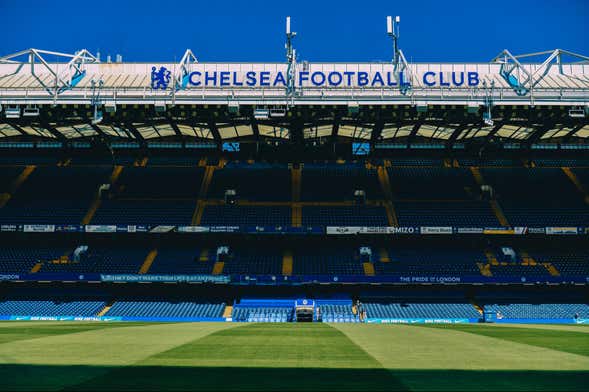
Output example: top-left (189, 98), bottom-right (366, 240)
top-left (0, 0), bottom-right (587, 62)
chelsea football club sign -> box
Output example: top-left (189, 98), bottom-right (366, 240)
top-left (150, 65), bottom-right (481, 90)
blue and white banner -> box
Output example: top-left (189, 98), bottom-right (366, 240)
top-left (326, 226), bottom-right (418, 235)
top-left (493, 318), bottom-right (588, 324)
top-left (420, 226), bottom-right (453, 235)
top-left (100, 274), bottom-right (230, 283)
top-left (397, 276), bottom-right (462, 283)
top-left (23, 225), bottom-right (55, 233)
top-left (366, 318), bottom-right (474, 324)
top-left (177, 226), bottom-right (210, 233)
top-left (5, 315), bottom-right (228, 322)
top-left (8, 315), bottom-right (123, 321)
top-left (0, 274), bottom-right (20, 281)
top-left (546, 227), bottom-right (579, 235)
top-left (85, 225), bottom-right (117, 233)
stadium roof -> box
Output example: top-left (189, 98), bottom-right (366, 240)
top-left (0, 48), bottom-right (587, 147)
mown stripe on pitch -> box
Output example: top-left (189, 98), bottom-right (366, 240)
top-left (0, 322), bottom-right (145, 347)
top-left (331, 323), bottom-right (589, 371)
top-left (0, 322), bottom-right (239, 391)
top-left (421, 324), bottom-right (589, 358)
top-left (71, 323), bottom-right (407, 391)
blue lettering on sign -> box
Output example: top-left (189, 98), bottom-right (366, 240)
top-left (176, 69), bottom-right (481, 88)
top-left (439, 72), bottom-right (450, 87)
top-left (311, 71), bottom-right (326, 86)
top-left (387, 72), bottom-right (398, 86)
top-left (400, 71), bottom-right (410, 87)
top-left (423, 71), bottom-right (436, 86)
top-left (358, 72), bottom-right (369, 86)
top-left (220, 71), bottom-right (230, 86)
top-left (246, 71), bottom-right (256, 86)
top-left (452, 71), bottom-right (464, 86)
top-left (468, 72), bottom-right (480, 86)
top-left (188, 71), bottom-right (202, 86)
top-left (299, 71), bottom-right (309, 86)
top-left (273, 71), bottom-right (287, 86)
top-left (344, 72), bottom-right (354, 85)
top-left (260, 71), bottom-right (271, 86)
top-left (371, 72), bottom-right (384, 87)
top-left (232, 72), bottom-right (243, 86)
top-left (328, 71), bottom-right (343, 86)
top-left (205, 71), bottom-right (217, 86)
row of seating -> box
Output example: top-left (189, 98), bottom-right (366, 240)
top-left (1, 245), bottom-right (587, 277)
top-left (231, 306), bottom-right (293, 322)
top-left (1, 165), bottom-right (588, 226)
top-left (0, 299), bottom-right (586, 321)
top-left (106, 301), bottom-right (225, 318)
top-left (0, 299), bottom-right (225, 318)
top-left (484, 303), bottom-right (589, 319)
top-left (364, 303), bottom-right (481, 319)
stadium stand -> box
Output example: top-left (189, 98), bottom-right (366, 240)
top-left (91, 167), bottom-right (204, 225)
top-left (301, 205), bottom-right (389, 226)
top-left (374, 247), bottom-right (484, 276)
top-left (208, 163), bottom-right (291, 201)
top-left (232, 307), bottom-right (292, 322)
top-left (149, 247), bottom-right (215, 274)
top-left (0, 246), bottom-right (66, 273)
top-left (483, 303), bottom-right (589, 320)
top-left (529, 250), bottom-right (589, 276)
top-left (301, 163), bottom-right (382, 201)
top-left (0, 167), bottom-right (111, 224)
top-left (231, 299), bottom-right (295, 322)
top-left (319, 304), bottom-right (360, 323)
top-left (105, 300), bottom-right (225, 319)
top-left (364, 302), bottom-right (481, 320)
top-left (38, 246), bottom-right (148, 274)
top-left (293, 247), bottom-right (363, 275)
top-left (201, 205), bottom-right (291, 226)
top-left (0, 299), bottom-right (105, 317)
top-left (480, 168), bottom-right (589, 226)
top-left (1, 45), bottom-right (589, 328)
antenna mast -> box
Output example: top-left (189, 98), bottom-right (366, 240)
top-left (285, 16), bottom-right (297, 103)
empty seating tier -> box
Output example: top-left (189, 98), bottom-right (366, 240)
top-left (301, 164), bottom-right (382, 201)
top-left (484, 303), bottom-right (589, 319)
top-left (0, 167), bottom-right (111, 224)
top-left (105, 300), bottom-right (225, 318)
top-left (365, 303), bottom-right (481, 319)
top-left (0, 299), bottom-right (105, 317)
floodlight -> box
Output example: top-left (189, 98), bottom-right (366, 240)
top-left (467, 103), bottom-right (480, 114)
top-left (254, 107), bottom-right (269, 120)
top-left (348, 102), bottom-right (360, 116)
top-left (23, 105), bottom-right (40, 117)
top-left (5, 105), bottom-right (21, 119)
top-left (228, 102), bottom-right (239, 114)
top-left (105, 103), bottom-right (116, 113)
top-left (270, 106), bottom-right (286, 117)
top-left (568, 106), bottom-right (586, 118)
top-left (416, 104), bottom-right (428, 113)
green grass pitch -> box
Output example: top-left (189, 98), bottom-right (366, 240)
top-left (0, 322), bottom-right (588, 391)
